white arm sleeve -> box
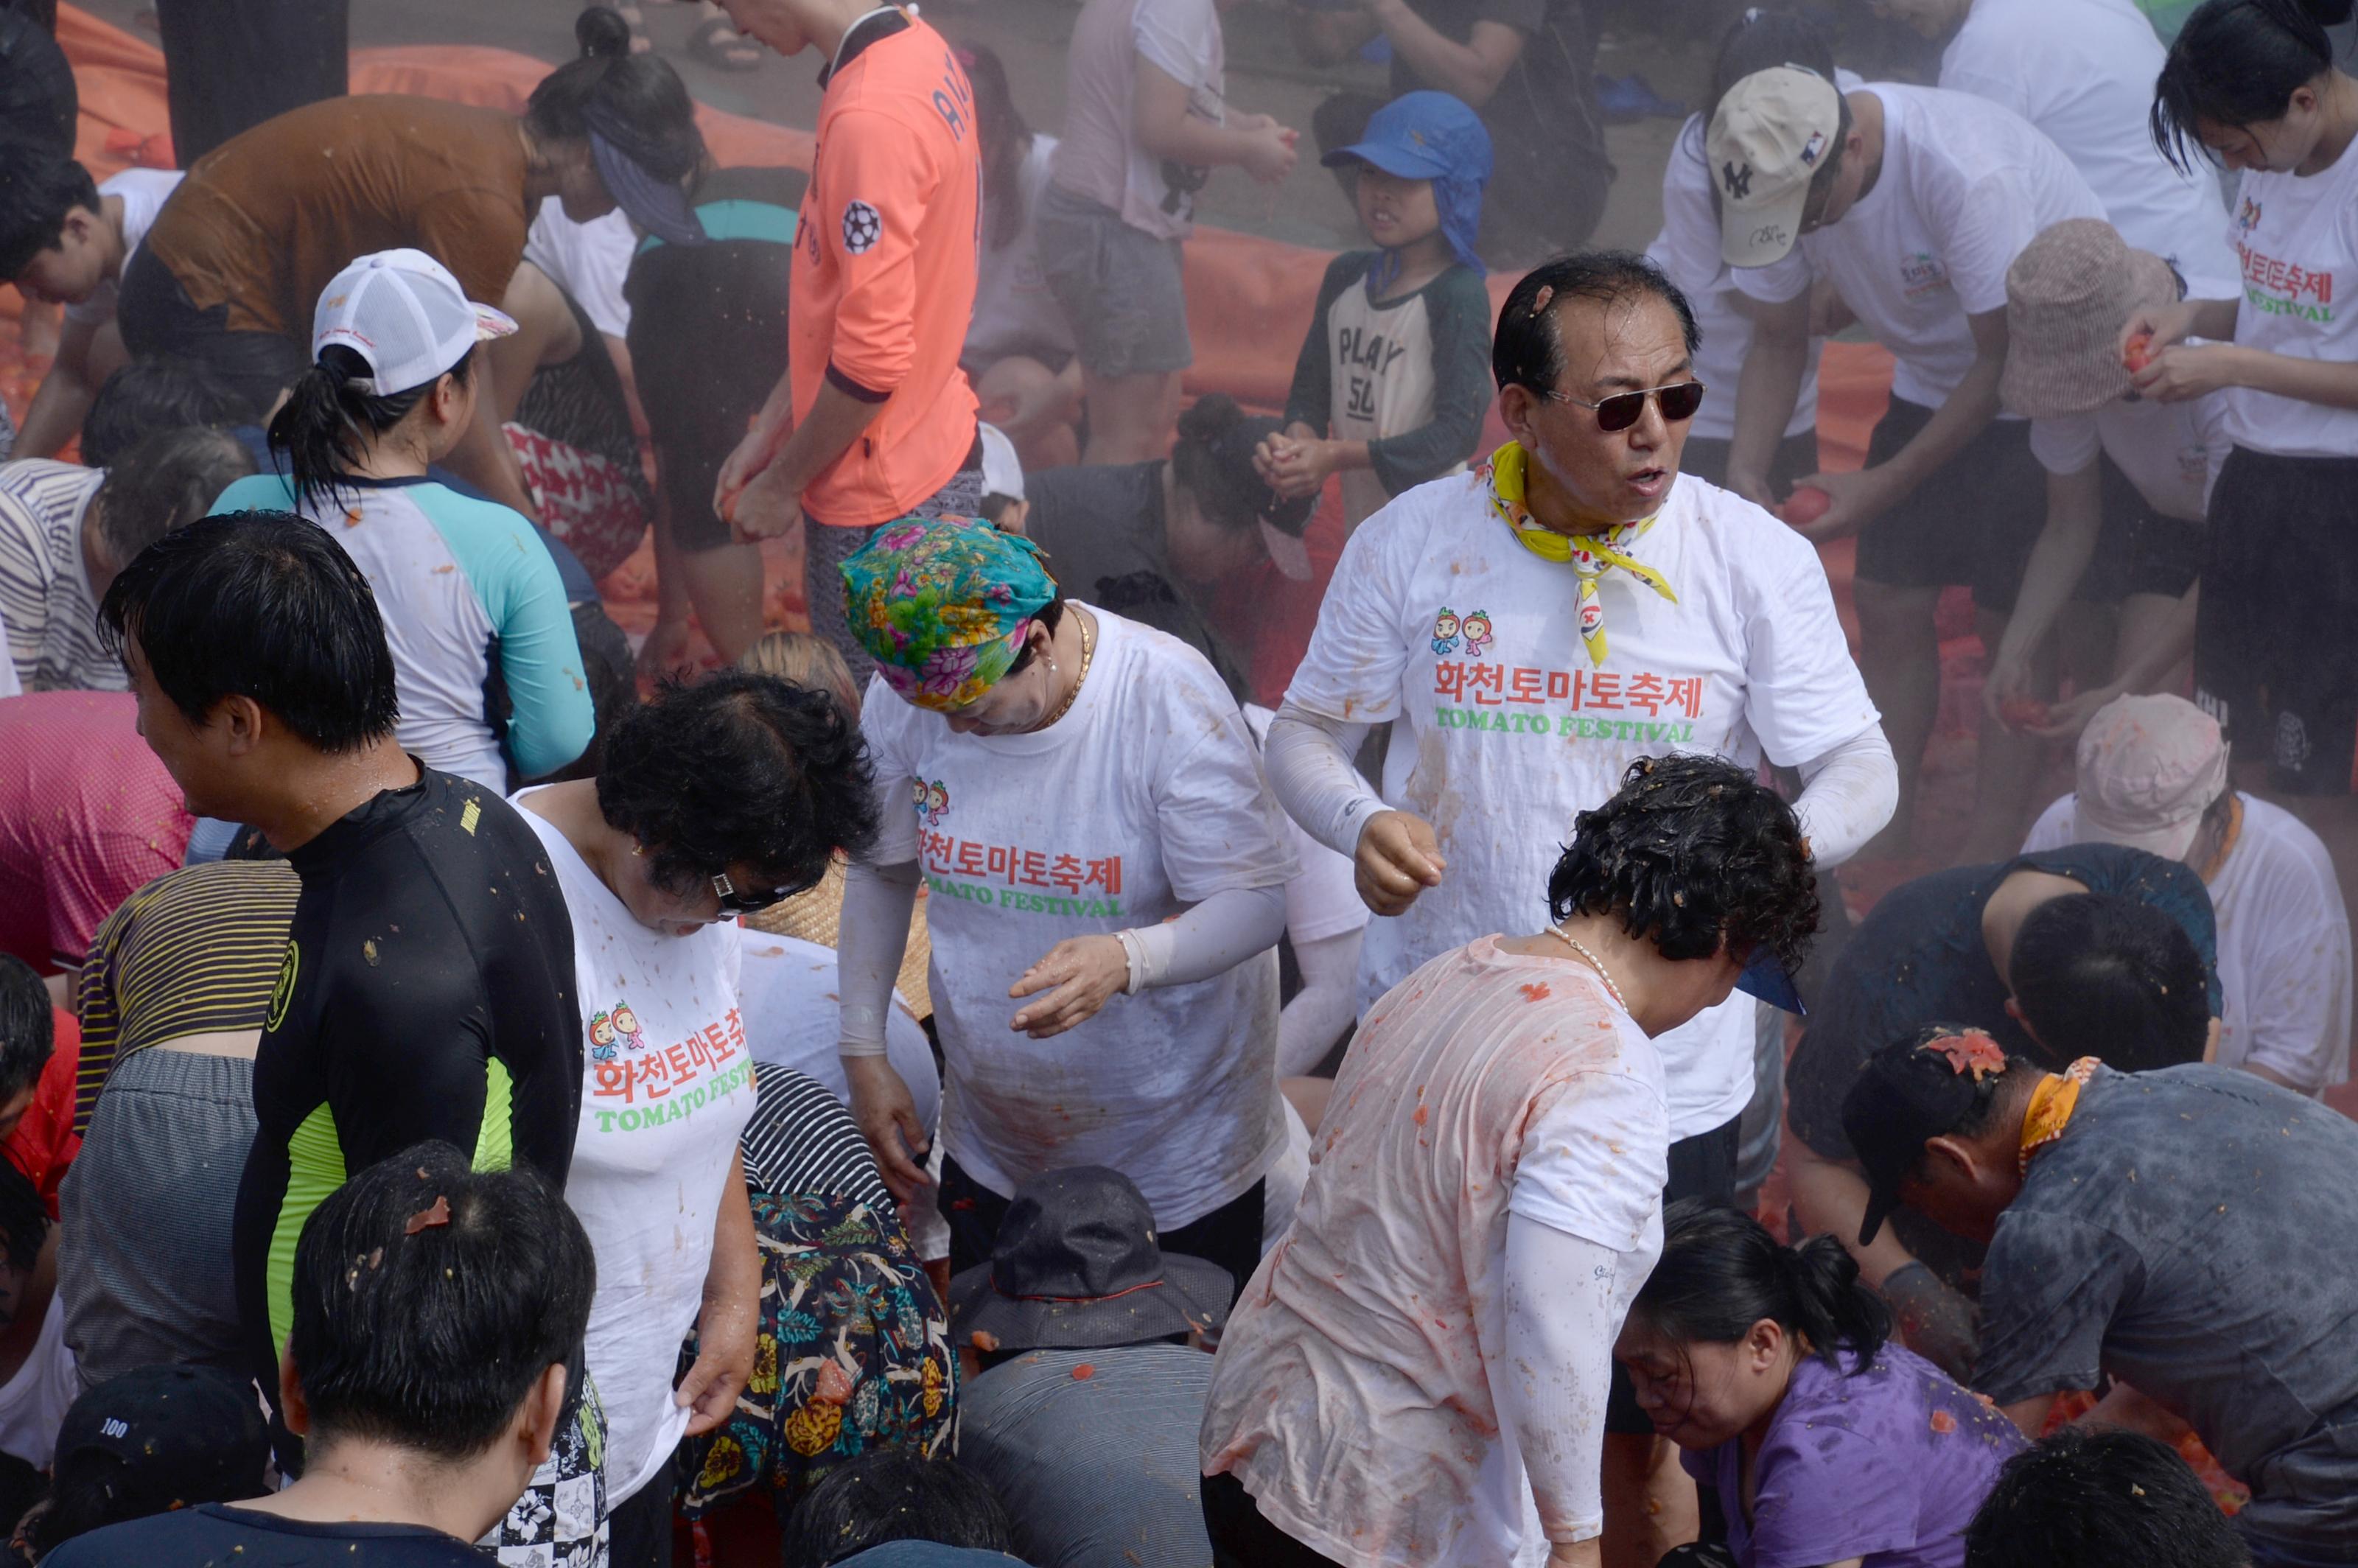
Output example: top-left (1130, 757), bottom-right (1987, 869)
top-left (1264, 700), bottom-right (1383, 859)
top-left (1116, 883), bottom-right (1289, 992)
top-left (1278, 927), bottom-right (1365, 1076)
top-left (1498, 1213), bottom-right (1625, 1546)
top-left (1790, 724), bottom-right (1900, 871)
top-left (837, 858), bottom-right (920, 1057)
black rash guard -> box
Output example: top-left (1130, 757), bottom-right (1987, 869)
top-left (231, 766), bottom-right (581, 1388)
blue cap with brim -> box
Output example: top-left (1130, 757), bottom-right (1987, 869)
top-left (1735, 944), bottom-right (1805, 1015)
top-left (588, 126), bottom-right (707, 248)
top-left (1318, 91), bottom-right (1492, 277)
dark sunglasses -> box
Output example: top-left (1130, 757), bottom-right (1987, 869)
top-left (1544, 379), bottom-right (1707, 433)
top-left (710, 869), bottom-right (819, 917)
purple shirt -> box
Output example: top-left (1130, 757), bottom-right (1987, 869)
top-left (1681, 1345), bottom-right (2026, 1568)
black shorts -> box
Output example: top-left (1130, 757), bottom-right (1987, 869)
top-left (115, 244), bottom-right (310, 421)
top-left (2197, 445), bottom-right (2358, 797)
top-left (1854, 399), bottom-right (2048, 614)
top-left (2075, 455), bottom-right (2205, 604)
top-left (1679, 428), bottom-right (1819, 497)
top-left (1603, 1116), bottom-right (1739, 1435)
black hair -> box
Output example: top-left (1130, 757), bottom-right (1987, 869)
top-left (1493, 251), bottom-right (1701, 396)
top-left (1630, 1199), bottom-right (1892, 1370)
top-left (97, 509), bottom-right (402, 752)
top-left (78, 356), bottom-right (248, 469)
top-left (595, 671), bottom-right (880, 898)
top-left (1802, 89), bottom-right (1857, 212)
top-left (1546, 753), bottom-right (1819, 976)
top-left (1169, 393), bottom-right (1282, 533)
top-left (962, 43), bottom-right (1032, 252)
top-left (0, 154), bottom-right (93, 279)
top-left (525, 7), bottom-right (705, 189)
top-left (2008, 894), bottom-right (2211, 1072)
top-left (2152, 0), bottom-right (2334, 172)
top-left (778, 1449), bottom-right (1014, 1568)
top-left (1001, 595), bottom-right (1068, 680)
top-left (266, 343), bottom-right (475, 514)
top-left (1690, 9), bottom-right (1839, 178)
top-left (88, 426), bottom-right (256, 570)
top-left (536, 603), bottom-right (640, 783)
top-left (0, 954), bottom-right (49, 1109)
top-left (1965, 1429), bottom-right (2252, 1568)
top-left (290, 1142), bottom-right (595, 1460)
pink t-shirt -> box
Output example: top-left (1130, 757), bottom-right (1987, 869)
top-left (1200, 937), bottom-right (1668, 1568)
top-left (0, 692), bottom-right (193, 969)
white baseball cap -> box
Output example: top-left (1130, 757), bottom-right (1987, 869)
top-left (1706, 66), bottom-right (1844, 269)
top-left (311, 248), bottom-right (519, 397)
top-left (979, 422), bottom-right (1024, 505)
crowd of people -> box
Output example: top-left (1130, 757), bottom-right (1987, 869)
top-left (0, 0), bottom-right (2334, 1564)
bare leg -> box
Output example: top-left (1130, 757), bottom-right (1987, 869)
top-left (1600, 1431), bottom-right (1700, 1568)
top-left (1852, 578), bottom-right (1943, 860)
top-left (975, 354), bottom-right (1082, 474)
top-left (1961, 606), bottom-right (2056, 863)
top-left (1079, 368), bottom-right (1180, 465)
top-left (679, 539), bottom-right (768, 665)
top-left (2115, 591), bottom-right (2193, 695)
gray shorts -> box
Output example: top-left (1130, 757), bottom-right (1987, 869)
top-left (1037, 183), bottom-right (1193, 379)
top-left (58, 1048), bottom-right (254, 1390)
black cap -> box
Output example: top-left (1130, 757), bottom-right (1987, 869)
top-left (54, 1365), bottom-right (270, 1516)
top-left (1840, 1025), bottom-right (2011, 1247)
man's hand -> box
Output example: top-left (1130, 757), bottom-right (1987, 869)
top-left (1009, 934), bottom-right (1132, 1037)
top-left (842, 1054), bottom-right (931, 1203)
top-left (1354, 810), bottom-right (1445, 915)
top-left (727, 463), bottom-right (805, 543)
top-left (1240, 121), bottom-right (1301, 184)
top-left (1724, 466), bottom-right (1779, 512)
top-left (1783, 465), bottom-right (1898, 543)
top-left (1543, 1539), bottom-right (1603, 1568)
top-left (1882, 1259), bottom-right (1981, 1382)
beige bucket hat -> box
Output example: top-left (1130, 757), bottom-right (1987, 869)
top-left (2001, 218), bottom-right (2182, 421)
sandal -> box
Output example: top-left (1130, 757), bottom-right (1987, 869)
top-left (688, 14), bottom-right (764, 71)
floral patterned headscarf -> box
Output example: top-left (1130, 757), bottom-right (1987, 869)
top-left (840, 517), bottom-right (1060, 712)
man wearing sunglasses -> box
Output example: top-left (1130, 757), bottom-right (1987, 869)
top-left (1709, 66), bottom-right (2105, 864)
top-left (1262, 250), bottom-right (1897, 1561)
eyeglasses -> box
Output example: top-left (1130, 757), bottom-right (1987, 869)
top-left (710, 869), bottom-right (818, 917)
top-left (1543, 379), bottom-right (1707, 433)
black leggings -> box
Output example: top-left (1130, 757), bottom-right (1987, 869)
top-left (1200, 1470), bottom-right (1348, 1568)
top-left (940, 1153), bottom-right (1265, 1306)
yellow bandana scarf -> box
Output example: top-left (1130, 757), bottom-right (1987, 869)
top-left (2018, 1055), bottom-right (2100, 1176)
top-left (1477, 442), bottom-right (1676, 665)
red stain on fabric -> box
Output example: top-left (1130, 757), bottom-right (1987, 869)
top-left (1519, 981), bottom-right (1552, 1002)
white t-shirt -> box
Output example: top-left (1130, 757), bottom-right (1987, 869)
top-left (1052, 0), bottom-right (1225, 239)
top-left (860, 607), bottom-right (1297, 1225)
top-left (66, 169), bottom-right (181, 329)
top-left (2028, 391), bottom-right (2233, 519)
top-left (2216, 131), bottom-right (2358, 456)
top-left (1734, 84), bottom-right (2105, 411)
top-left (517, 797), bottom-right (758, 1507)
top-left (1284, 469), bottom-right (1881, 1138)
top-left (740, 931), bottom-right (940, 1133)
top-left (2023, 792), bottom-right (2351, 1093)
top-left (1244, 704), bottom-right (1371, 947)
top-left (1939, 0), bottom-right (2239, 299)
top-left (966, 133), bottom-right (1079, 369)
top-left (524, 203), bottom-right (636, 340)
top-left (1649, 77), bottom-right (1861, 445)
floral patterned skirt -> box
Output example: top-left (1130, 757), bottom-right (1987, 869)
top-left (676, 1189), bottom-right (956, 1519)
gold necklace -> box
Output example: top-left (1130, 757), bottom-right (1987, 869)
top-left (1546, 923), bottom-right (1628, 1013)
top-left (1033, 611), bottom-right (1095, 732)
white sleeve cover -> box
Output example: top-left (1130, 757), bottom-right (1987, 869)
top-left (1264, 700), bottom-right (1383, 860)
top-left (836, 858), bottom-right (920, 1057)
top-left (1277, 927), bottom-right (1365, 1075)
top-left (1118, 883), bottom-right (1288, 992)
top-left (1791, 724), bottom-right (1900, 871)
top-left (1497, 1213), bottom-right (1627, 1546)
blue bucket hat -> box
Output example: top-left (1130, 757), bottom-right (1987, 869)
top-left (1322, 90), bottom-right (1493, 278)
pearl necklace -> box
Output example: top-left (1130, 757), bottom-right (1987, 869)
top-left (1033, 610), bottom-right (1095, 732)
top-left (1547, 923), bottom-right (1628, 1013)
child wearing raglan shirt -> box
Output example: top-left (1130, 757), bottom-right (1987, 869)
top-left (2139, 0), bottom-right (2358, 943)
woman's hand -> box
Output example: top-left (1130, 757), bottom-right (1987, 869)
top-left (676, 1158), bottom-right (761, 1437)
top-left (1782, 466), bottom-right (1898, 543)
top-left (1008, 934), bottom-right (1132, 1037)
top-left (2119, 298), bottom-right (2198, 361)
top-left (2128, 342), bottom-right (2243, 405)
top-left (636, 616), bottom-right (696, 684)
top-left (2022, 683), bottom-right (2127, 743)
top-left (1354, 811), bottom-right (1445, 915)
top-left (842, 1054), bottom-right (931, 1204)
top-left (1259, 435), bottom-right (1334, 500)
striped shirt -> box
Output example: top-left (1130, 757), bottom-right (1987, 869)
top-left (738, 1065), bottom-right (894, 1213)
top-left (73, 858), bottom-right (300, 1133)
top-left (0, 461), bottom-right (114, 693)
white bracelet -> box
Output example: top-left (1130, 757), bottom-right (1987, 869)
top-left (837, 1002), bottom-right (890, 1058)
top-left (1115, 928), bottom-right (1151, 995)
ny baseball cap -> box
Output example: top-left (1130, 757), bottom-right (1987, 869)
top-left (2070, 694), bottom-right (2230, 864)
top-left (312, 248), bottom-right (518, 396)
top-left (53, 1365), bottom-right (270, 1518)
top-left (1841, 1025), bottom-right (2015, 1247)
top-left (1706, 66), bottom-right (1843, 269)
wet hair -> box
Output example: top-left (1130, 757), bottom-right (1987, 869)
top-left (89, 426), bottom-right (256, 570)
top-left (0, 154), bottom-right (94, 279)
top-left (2008, 894), bottom-right (2211, 1071)
top-left (1545, 753), bottom-right (1819, 976)
top-left (290, 1143), bottom-right (594, 1461)
top-left (525, 7), bottom-right (705, 190)
top-left (1493, 251), bottom-right (1700, 397)
top-left (595, 671), bottom-right (879, 897)
top-left (98, 509), bottom-right (402, 752)
top-left (1965, 1429), bottom-right (2252, 1568)
top-left (962, 43), bottom-right (1032, 251)
top-left (266, 343), bottom-right (474, 514)
top-left (741, 630), bottom-right (862, 719)
top-left (1001, 595), bottom-right (1068, 680)
top-left (2152, 0), bottom-right (2334, 172)
top-left (1170, 393), bottom-right (1286, 533)
top-left (78, 356), bottom-right (248, 469)
top-left (0, 954), bottom-right (49, 1109)
top-left (779, 1449), bottom-right (1014, 1568)
top-left (1897, 1022), bottom-right (2042, 1155)
top-left (1629, 1200), bottom-right (1892, 1370)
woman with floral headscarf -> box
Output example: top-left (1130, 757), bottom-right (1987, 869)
top-left (833, 517), bottom-right (1300, 1302)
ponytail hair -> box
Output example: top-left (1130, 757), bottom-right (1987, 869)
top-left (2152, 0), bottom-right (2334, 172)
top-left (526, 7), bottom-right (704, 189)
top-left (1630, 1199), bottom-right (1892, 1371)
top-left (265, 344), bottom-right (474, 514)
